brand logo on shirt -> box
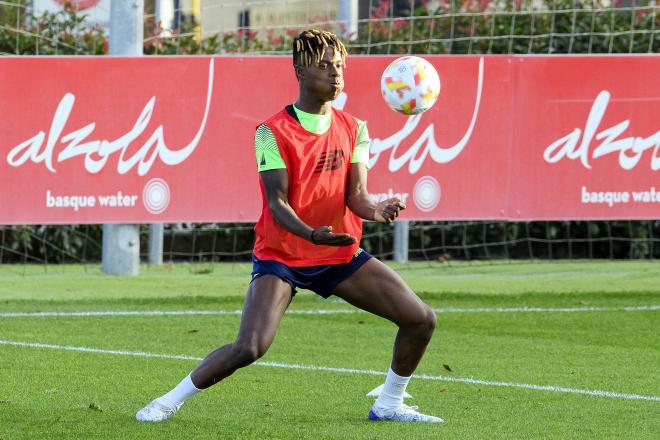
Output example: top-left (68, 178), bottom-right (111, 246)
top-left (314, 149), bottom-right (345, 173)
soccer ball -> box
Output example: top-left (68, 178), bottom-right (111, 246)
top-left (380, 56), bottom-right (441, 115)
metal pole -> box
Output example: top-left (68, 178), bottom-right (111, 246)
top-left (149, 1), bottom-right (166, 265)
top-left (102, 0), bottom-right (144, 276)
top-left (155, 0), bottom-right (176, 33)
top-left (102, 224), bottom-right (140, 275)
top-left (109, 0), bottom-right (144, 55)
top-left (337, 0), bottom-right (358, 40)
top-left (148, 223), bottom-right (164, 264)
top-left (393, 220), bottom-right (409, 263)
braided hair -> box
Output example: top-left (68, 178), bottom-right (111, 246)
top-left (293, 29), bottom-right (347, 68)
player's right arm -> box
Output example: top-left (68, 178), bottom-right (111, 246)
top-left (345, 119), bottom-right (405, 223)
top-left (256, 125), bottom-right (356, 246)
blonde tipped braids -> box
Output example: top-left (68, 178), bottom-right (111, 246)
top-left (293, 29), bottom-right (347, 68)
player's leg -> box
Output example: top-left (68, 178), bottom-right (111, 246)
top-left (330, 258), bottom-right (442, 423)
top-left (191, 274), bottom-right (292, 387)
top-left (136, 275), bottom-right (292, 422)
top-left (331, 258), bottom-right (435, 375)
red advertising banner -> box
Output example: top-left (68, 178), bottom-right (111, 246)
top-left (510, 56), bottom-right (659, 220)
top-left (0, 55), bottom-right (657, 224)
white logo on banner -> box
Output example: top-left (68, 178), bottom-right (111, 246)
top-left (544, 90), bottom-right (660, 171)
top-left (368, 57), bottom-right (484, 174)
top-left (413, 176), bottom-right (441, 212)
top-left (6, 59), bottom-right (215, 176)
top-left (142, 178), bottom-right (170, 214)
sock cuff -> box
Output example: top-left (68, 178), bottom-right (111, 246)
top-left (186, 373), bottom-right (203, 391)
top-left (388, 367), bottom-right (411, 381)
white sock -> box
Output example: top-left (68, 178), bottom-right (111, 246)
top-left (373, 367), bottom-right (411, 411)
top-left (159, 373), bottom-right (203, 408)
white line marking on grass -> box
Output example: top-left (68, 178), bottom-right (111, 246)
top-left (1, 305), bottom-right (658, 318)
top-left (433, 305), bottom-right (660, 313)
top-left (0, 340), bottom-right (202, 361)
top-left (0, 310), bottom-right (244, 318)
top-left (1, 339), bottom-right (658, 403)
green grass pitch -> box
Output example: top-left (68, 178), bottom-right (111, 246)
top-left (0, 261), bottom-right (659, 439)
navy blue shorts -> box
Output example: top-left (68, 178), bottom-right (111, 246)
top-left (251, 249), bottom-right (373, 298)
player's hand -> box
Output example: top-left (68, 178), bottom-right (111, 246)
top-left (374, 197), bottom-right (406, 223)
top-left (310, 226), bottom-right (358, 246)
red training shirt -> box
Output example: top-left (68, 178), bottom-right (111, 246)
top-left (253, 106), bottom-right (362, 266)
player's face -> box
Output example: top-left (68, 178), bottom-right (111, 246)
top-left (302, 46), bottom-right (344, 101)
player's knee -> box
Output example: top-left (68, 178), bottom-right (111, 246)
top-left (424, 306), bottom-right (437, 334)
top-left (399, 304), bottom-right (435, 334)
top-left (233, 341), bottom-right (269, 364)
top-left (408, 306), bottom-right (436, 339)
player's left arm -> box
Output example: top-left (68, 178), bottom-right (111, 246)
top-left (346, 163), bottom-right (406, 223)
top-left (346, 119), bottom-right (405, 223)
